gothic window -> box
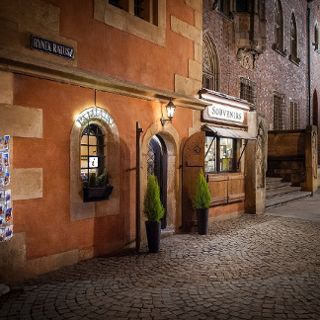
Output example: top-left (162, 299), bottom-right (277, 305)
top-left (274, 0), bottom-right (284, 52)
top-left (290, 13), bottom-right (298, 62)
top-left (289, 101), bottom-right (299, 129)
top-left (240, 78), bottom-right (256, 105)
top-left (109, 0), bottom-right (129, 11)
top-left (203, 35), bottom-right (219, 91)
top-left (273, 93), bottom-right (286, 130)
top-left (315, 24), bottom-right (319, 50)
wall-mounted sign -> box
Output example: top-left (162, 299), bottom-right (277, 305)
top-left (203, 103), bottom-right (245, 125)
top-left (76, 107), bottom-right (115, 128)
top-left (89, 157), bottom-right (99, 168)
top-left (0, 135), bottom-right (13, 242)
top-left (30, 35), bottom-right (74, 59)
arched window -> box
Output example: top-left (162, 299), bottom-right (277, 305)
top-left (315, 24), bottom-right (319, 50)
top-left (290, 13), bottom-right (298, 61)
top-left (202, 34), bottom-right (219, 91)
top-left (274, 0), bottom-right (284, 51)
top-left (80, 124), bottom-right (105, 182)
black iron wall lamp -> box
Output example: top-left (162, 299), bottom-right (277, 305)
top-left (160, 98), bottom-right (176, 126)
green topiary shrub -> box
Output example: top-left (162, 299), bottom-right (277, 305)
top-left (144, 175), bottom-right (165, 222)
top-left (193, 170), bottom-right (211, 209)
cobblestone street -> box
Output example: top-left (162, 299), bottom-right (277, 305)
top-left (1, 214), bottom-right (320, 320)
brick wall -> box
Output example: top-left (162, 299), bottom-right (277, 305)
top-left (203, 0), bottom-right (309, 130)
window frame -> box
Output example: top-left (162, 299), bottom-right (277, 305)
top-left (273, 0), bottom-right (285, 55)
top-left (273, 93), bottom-right (286, 130)
top-left (240, 77), bottom-right (256, 105)
top-left (289, 13), bottom-right (300, 65)
top-left (202, 34), bottom-right (219, 91)
top-left (80, 123), bottom-right (105, 182)
top-left (205, 134), bottom-right (240, 174)
top-left (289, 100), bottom-right (299, 130)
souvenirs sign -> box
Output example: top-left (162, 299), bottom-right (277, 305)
top-left (203, 103), bottom-right (245, 124)
top-left (0, 135), bottom-right (13, 242)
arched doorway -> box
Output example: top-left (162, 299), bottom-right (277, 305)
top-left (147, 135), bottom-right (168, 229)
top-left (141, 124), bottom-right (180, 235)
top-left (313, 90), bottom-right (320, 164)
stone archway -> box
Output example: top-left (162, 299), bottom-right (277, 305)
top-left (141, 123), bottom-right (180, 234)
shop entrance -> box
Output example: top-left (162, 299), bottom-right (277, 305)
top-left (147, 135), bottom-right (168, 229)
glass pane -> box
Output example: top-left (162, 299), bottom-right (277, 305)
top-left (220, 138), bottom-right (234, 172)
top-left (88, 135), bottom-right (97, 145)
top-left (205, 136), bottom-right (216, 172)
top-left (81, 135), bottom-right (88, 145)
top-left (89, 146), bottom-right (97, 156)
top-left (81, 145), bottom-right (88, 156)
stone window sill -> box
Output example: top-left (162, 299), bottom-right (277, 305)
top-left (272, 44), bottom-right (287, 57)
top-left (289, 55), bottom-right (300, 66)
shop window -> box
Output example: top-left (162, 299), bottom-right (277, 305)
top-left (273, 93), bottom-right (286, 130)
top-left (203, 34), bottom-right (219, 91)
top-left (205, 135), bottom-right (238, 173)
top-left (314, 24), bottom-right (319, 50)
top-left (289, 13), bottom-right (299, 63)
top-left (80, 124), bottom-right (105, 182)
top-left (289, 101), bottom-right (299, 129)
top-left (240, 77), bottom-right (256, 105)
top-left (273, 0), bottom-right (284, 53)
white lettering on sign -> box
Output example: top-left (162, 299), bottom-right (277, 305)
top-left (76, 107), bottom-right (115, 128)
top-left (206, 103), bottom-right (245, 124)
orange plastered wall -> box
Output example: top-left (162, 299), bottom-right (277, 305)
top-left (49, 0), bottom-right (195, 91)
top-left (12, 75), bottom-right (193, 259)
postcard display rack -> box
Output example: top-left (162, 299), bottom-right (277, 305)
top-left (0, 135), bottom-right (13, 242)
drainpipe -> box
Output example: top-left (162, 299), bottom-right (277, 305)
top-left (307, 0), bottom-right (313, 126)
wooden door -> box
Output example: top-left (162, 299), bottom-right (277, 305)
top-left (182, 131), bottom-right (205, 232)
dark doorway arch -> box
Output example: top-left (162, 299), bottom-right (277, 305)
top-left (147, 135), bottom-right (168, 229)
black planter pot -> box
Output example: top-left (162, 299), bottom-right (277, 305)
top-left (196, 208), bottom-right (209, 235)
top-left (83, 185), bottom-right (113, 202)
top-left (145, 221), bottom-right (161, 253)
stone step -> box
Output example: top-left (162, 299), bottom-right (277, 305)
top-left (266, 181), bottom-right (292, 191)
top-left (266, 191), bottom-right (312, 209)
top-left (266, 185), bottom-right (301, 199)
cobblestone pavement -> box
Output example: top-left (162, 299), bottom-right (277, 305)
top-left (1, 214), bottom-right (320, 320)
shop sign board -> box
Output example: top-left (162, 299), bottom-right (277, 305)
top-left (76, 107), bottom-right (115, 128)
top-left (203, 103), bottom-right (245, 125)
top-left (0, 135), bottom-right (13, 242)
top-left (30, 35), bottom-right (74, 59)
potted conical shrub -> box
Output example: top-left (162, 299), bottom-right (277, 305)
top-left (144, 175), bottom-right (164, 253)
top-left (193, 170), bottom-right (211, 235)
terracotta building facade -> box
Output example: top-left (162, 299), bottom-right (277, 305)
top-left (0, 0), bottom-right (206, 281)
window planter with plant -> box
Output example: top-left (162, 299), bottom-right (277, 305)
top-left (144, 175), bottom-right (164, 253)
top-left (193, 170), bottom-right (212, 235)
top-left (83, 172), bottom-right (113, 202)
